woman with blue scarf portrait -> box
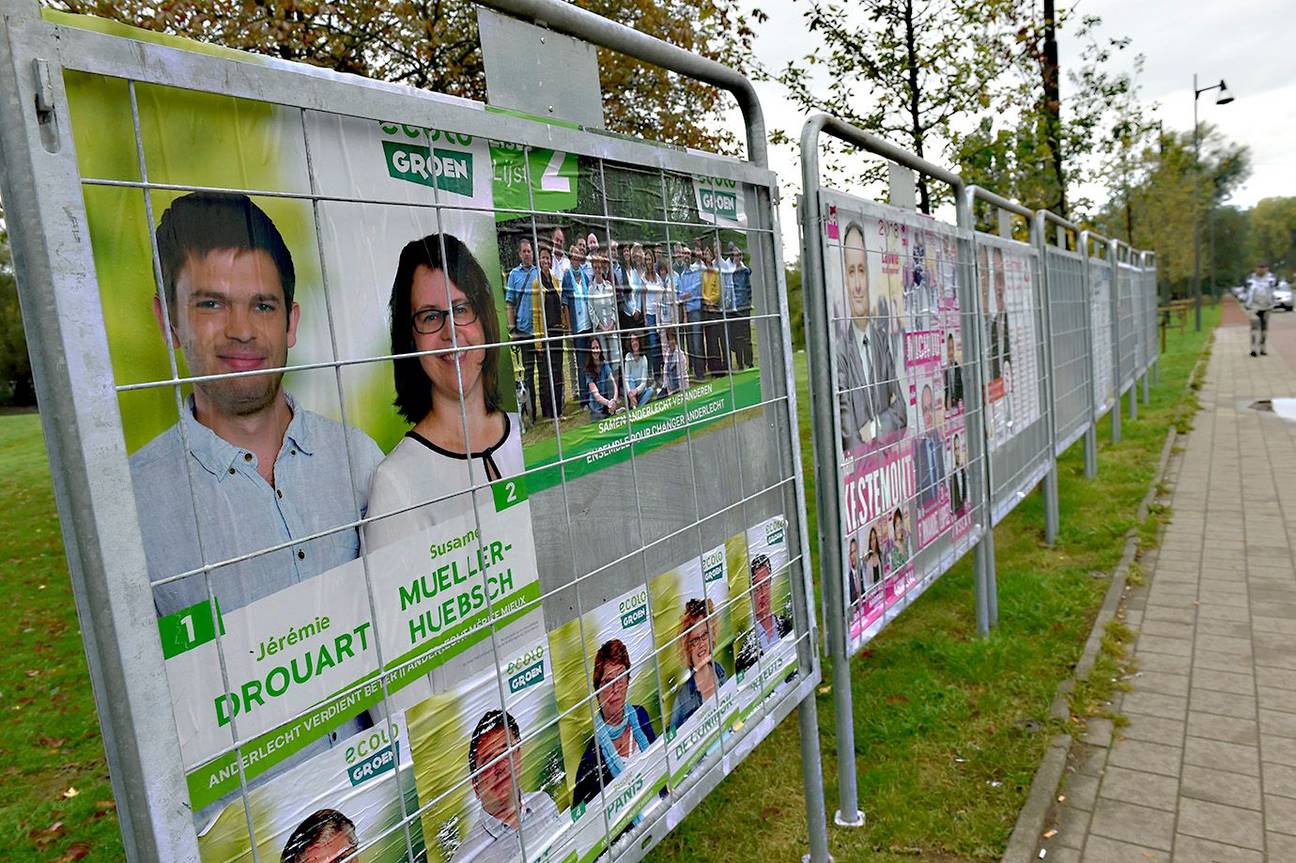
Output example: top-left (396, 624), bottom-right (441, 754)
top-left (572, 638), bottom-right (657, 807)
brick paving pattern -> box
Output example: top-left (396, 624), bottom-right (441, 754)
top-left (1043, 307), bottom-right (1296, 862)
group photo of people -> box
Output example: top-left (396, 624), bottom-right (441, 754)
top-left (496, 220), bottom-right (757, 439)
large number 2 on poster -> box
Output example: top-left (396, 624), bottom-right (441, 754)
top-left (539, 149), bottom-right (572, 193)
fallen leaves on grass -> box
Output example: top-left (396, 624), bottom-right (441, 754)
top-left (29, 821), bottom-right (65, 849)
top-left (56, 842), bottom-right (91, 862)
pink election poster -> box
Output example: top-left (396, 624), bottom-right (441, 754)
top-left (823, 198), bottom-right (969, 656)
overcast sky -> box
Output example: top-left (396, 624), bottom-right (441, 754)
top-left (723, 0), bottom-right (1294, 256)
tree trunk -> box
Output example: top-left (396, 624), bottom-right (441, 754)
top-left (1042, 0), bottom-right (1066, 216)
top-left (903, 0), bottom-right (930, 213)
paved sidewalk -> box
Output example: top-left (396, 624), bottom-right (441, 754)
top-left (1043, 308), bottom-right (1296, 862)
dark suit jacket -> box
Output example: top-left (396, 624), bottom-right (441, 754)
top-left (836, 318), bottom-right (907, 452)
top-left (950, 465), bottom-right (967, 513)
top-left (944, 363), bottom-right (964, 410)
top-left (989, 310), bottom-right (1011, 381)
top-left (916, 431), bottom-right (945, 507)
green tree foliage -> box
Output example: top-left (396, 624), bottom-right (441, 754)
top-left (1093, 125), bottom-right (1251, 296)
top-left (769, 0), bottom-right (1014, 213)
top-left (955, 7), bottom-right (1154, 218)
top-left (50, 0), bottom-right (762, 154)
top-left (1210, 205), bottom-right (1251, 288)
top-left (1247, 197), bottom-right (1296, 276)
top-left (0, 201), bottom-right (36, 405)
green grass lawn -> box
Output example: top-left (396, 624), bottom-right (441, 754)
top-left (0, 309), bottom-right (1215, 862)
top-left (0, 413), bottom-right (122, 862)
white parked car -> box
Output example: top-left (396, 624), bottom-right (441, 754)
top-left (1276, 280), bottom-right (1293, 311)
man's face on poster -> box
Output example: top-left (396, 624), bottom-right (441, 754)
top-left (844, 227), bottom-right (870, 321)
top-left (947, 335), bottom-right (956, 365)
top-left (471, 726), bottom-right (521, 821)
top-left (158, 247), bottom-right (299, 418)
top-left (921, 385), bottom-right (934, 430)
top-left (848, 539), bottom-right (858, 568)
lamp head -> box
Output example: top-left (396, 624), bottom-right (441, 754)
top-left (1216, 80), bottom-right (1234, 105)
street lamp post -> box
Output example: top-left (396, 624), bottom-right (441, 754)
top-left (1192, 73), bottom-right (1234, 331)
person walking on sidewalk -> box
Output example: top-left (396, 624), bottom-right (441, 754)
top-left (1245, 261), bottom-right (1277, 357)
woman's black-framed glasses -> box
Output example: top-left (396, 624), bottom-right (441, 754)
top-left (411, 302), bottom-right (478, 335)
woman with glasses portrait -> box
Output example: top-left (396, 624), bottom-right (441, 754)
top-left (668, 598), bottom-right (727, 733)
top-left (364, 233), bottom-right (523, 548)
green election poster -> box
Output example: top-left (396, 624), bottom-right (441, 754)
top-left (548, 584), bottom-right (668, 856)
top-left (407, 636), bottom-right (567, 863)
top-left (198, 716), bottom-right (423, 862)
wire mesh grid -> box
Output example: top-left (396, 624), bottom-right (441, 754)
top-left (1086, 247), bottom-right (1117, 419)
top-left (69, 67), bottom-right (816, 863)
top-left (1141, 265), bottom-right (1159, 373)
top-left (972, 232), bottom-right (1052, 527)
top-left (816, 193), bottom-right (988, 656)
top-left (1116, 258), bottom-right (1139, 392)
top-left (1042, 246), bottom-right (1091, 456)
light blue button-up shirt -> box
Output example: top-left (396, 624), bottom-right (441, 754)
top-left (563, 267), bottom-right (593, 333)
top-left (505, 264), bottom-right (539, 335)
top-left (678, 265), bottom-right (703, 315)
top-left (131, 392), bottom-right (384, 617)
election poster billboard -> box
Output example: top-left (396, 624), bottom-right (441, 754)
top-left (35, 9), bottom-right (816, 861)
top-left (1089, 253), bottom-right (1116, 416)
top-left (977, 242), bottom-right (1042, 451)
top-left (819, 194), bottom-right (970, 656)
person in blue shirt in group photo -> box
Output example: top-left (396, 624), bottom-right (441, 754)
top-left (725, 243), bottom-right (754, 370)
top-left (504, 236), bottom-right (540, 421)
top-left (674, 243), bottom-right (705, 380)
top-left (563, 239), bottom-right (594, 402)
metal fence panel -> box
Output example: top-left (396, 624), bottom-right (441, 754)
top-left (1043, 246), bottom-right (1090, 456)
top-left (1087, 244), bottom-right (1117, 419)
top-left (0, 6), bottom-right (826, 862)
top-left (815, 191), bottom-right (987, 656)
top-left (1142, 263), bottom-right (1159, 373)
top-left (798, 113), bottom-right (995, 827)
top-left (1116, 255), bottom-right (1139, 393)
top-left (974, 232), bottom-right (1052, 526)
